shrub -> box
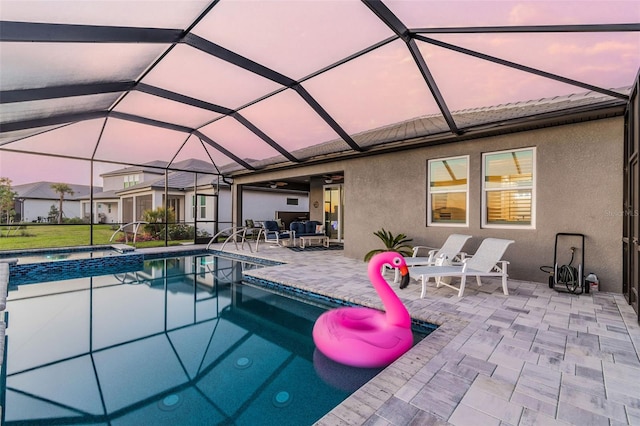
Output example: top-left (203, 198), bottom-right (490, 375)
top-left (142, 207), bottom-right (176, 238)
top-left (197, 229), bottom-right (211, 238)
top-left (115, 232), bottom-right (156, 243)
top-left (168, 224), bottom-right (194, 240)
top-left (63, 217), bottom-right (85, 224)
top-left (364, 228), bottom-right (413, 261)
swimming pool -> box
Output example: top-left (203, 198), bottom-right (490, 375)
top-left (2, 252), bottom-right (429, 425)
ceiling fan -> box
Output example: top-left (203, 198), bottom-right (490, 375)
top-left (323, 174), bottom-right (343, 184)
top-left (268, 181), bottom-right (288, 189)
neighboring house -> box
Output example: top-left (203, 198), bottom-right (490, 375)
top-left (79, 158), bottom-right (309, 237)
top-left (82, 190), bottom-right (120, 224)
top-left (12, 182), bottom-right (100, 223)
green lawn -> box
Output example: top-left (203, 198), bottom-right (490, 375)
top-left (0, 224), bottom-right (190, 251)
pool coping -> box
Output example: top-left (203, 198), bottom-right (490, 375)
top-left (0, 244), bottom-right (117, 259)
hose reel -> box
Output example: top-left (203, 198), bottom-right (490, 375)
top-left (554, 247), bottom-right (581, 294)
top-left (541, 233), bottom-right (586, 295)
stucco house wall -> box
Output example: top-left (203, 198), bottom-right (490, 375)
top-left (94, 200), bottom-right (119, 223)
top-left (80, 198), bottom-right (120, 223)
top-left (21, 199), bottom-right (81, 222)
top-left (241, 189), bottom-right (310, 223)
top-left (181, 186), bottom-right (309, 236)
top-left (343, 118), bottom-right (623, 292)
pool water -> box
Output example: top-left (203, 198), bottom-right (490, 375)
top-left (3, 253), bottom-right (412, 425)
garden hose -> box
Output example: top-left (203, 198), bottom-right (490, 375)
top-left (540, 246), bottom-right (582, 294)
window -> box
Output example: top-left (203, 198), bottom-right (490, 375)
top-left (123, 174), bottom-right (140, 188)
top-left (482, 148), bottom-right (535, 228)
top-left (192, 195), bottom-right (206, 219)
top-left (200, 195), bottom-right (206, 218)
top-left (286, 198), bottom-right (299, 205)
top-left (122, 197), bottom-right (133, 223)
top-left (135, 195), bottom-right (152, 220)
top-left (428, 156), bottom-right (468, 226)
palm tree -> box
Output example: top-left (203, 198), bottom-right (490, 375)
top-left (50, 183), bottom-right (74, 224)
top-left (142, 207), bottom-right (176, 238)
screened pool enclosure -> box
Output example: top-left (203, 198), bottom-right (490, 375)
top-left (0, 0), bottom-right (639, 248)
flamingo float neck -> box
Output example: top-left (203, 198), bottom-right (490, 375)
top-left (367, 252), bottom-right (411, 328)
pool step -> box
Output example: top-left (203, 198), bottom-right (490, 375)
top-left (111, 244), bottom-right (136, 254)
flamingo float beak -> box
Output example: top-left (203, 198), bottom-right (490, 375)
top-left (398, 265), bottom-right (410, 289)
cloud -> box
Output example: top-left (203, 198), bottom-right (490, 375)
top-left (588, 41), bottom-right (638, 55)
top-left (547, 43), bottom-right (583, 55)
top-left (547, 40), bottom-right (639, 57)
top-left (508, 4), bottom-right (543, 25)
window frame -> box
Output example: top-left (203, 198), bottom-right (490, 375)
top-left (481, 147), bottom-right (536, 229)
top-left (199, 195), bottom-right (206, 218)
top-left (191, 194), bottom-right (207, 219)
top-left (427, 155), bottom-right (469, 227)
top-left (123, 174), bottom-right (140, 188)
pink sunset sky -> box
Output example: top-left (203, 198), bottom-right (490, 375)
top-left (1, 0), bottom-right (639, 186)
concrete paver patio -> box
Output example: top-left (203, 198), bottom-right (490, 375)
top-left (208, 243), bottom-right (640, 426)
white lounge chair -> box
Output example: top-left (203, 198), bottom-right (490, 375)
top-left (394, 234), bottom-right (472, 283)
top-left (409, 238), bottom-right (514, 298)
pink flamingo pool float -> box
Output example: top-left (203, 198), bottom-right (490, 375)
top-left (312, 251), bottom-right (413, 368)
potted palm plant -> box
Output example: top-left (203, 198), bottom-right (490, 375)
top-left (364, 228), bottom-right (413, 261)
